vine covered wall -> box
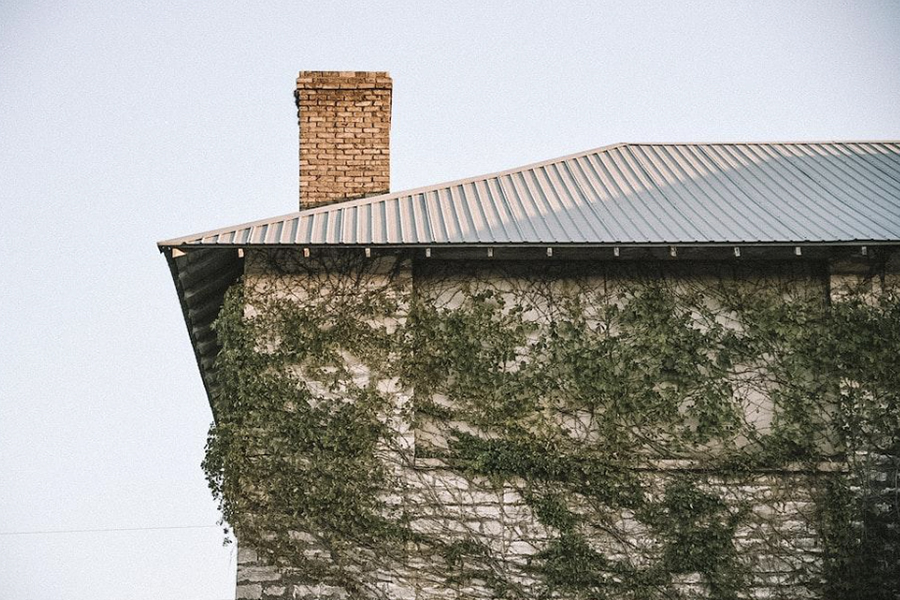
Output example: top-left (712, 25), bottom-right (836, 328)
top-left (207, 249), bottom-right (900, 600)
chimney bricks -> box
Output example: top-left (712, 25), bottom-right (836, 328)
top-left (295, 71), bottom-right (392, 209)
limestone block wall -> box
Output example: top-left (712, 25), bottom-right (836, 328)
top-left (236, 464), bottom-right (834, 600)
top-left (230, 250), bottom-right (897, 600)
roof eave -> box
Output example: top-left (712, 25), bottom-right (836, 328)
top-left (162, 246), bottom-right (244, 420)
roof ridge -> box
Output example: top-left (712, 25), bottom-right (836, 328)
top-left (629, 140), bottom-right (900, 147)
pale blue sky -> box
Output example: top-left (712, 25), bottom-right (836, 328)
top-left (1, 2), bottom-right (899, 599)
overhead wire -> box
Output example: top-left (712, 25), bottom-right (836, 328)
top-left (0, 524), bottom-right (223, 536)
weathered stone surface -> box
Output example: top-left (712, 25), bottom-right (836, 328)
top-left (240, 566), bottom-right (282, 583)
top-left (236, 583), bottom-right (262, 599)
top-left (238, 547), bottom-right (258, 565)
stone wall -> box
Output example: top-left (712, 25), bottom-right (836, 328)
top-left (236, 463), bottom-right (836, 599)
top-left (232, 250), bottom-right (898, 600)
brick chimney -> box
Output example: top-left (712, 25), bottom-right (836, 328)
top-left (295, 71), bottom-right (392, 209)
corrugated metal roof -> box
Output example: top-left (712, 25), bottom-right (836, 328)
top-left (159, 142), bottom-right (900, 249)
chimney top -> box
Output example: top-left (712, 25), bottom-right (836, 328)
top-left (296, 71), bottom-right (392, 89)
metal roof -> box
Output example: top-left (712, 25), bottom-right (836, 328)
top-left (159, 142), bottom-right (900, 249)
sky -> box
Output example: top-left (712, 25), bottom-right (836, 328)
top-left (1, 1), bottom-right (899, 599)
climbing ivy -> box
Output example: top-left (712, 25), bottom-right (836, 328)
top-left (204, 251), bottom-right (899, 599)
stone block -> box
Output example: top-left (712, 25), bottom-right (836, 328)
top-left (236, 584), bottom-right (262, 599)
